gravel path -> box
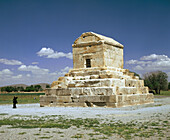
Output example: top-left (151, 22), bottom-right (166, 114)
top-left (0, 97), bottom-right (170, 121)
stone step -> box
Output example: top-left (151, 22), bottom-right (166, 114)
top-left (119, 87), bottom-right (149, 95)
top-left (125, 79), bottom-right (144, 87)
top-left (40, 94), bottom-right (154, 107)
top-left (72, 79), bottom-right (125, 88)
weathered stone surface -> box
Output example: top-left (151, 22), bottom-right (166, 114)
top-left (40, 95), bottom-right (57, 107)
top-left (51, 81), bottom-right (58, 88)
top-left (57, 96), bottom-right (72, 103)
top-left (79, 95), bottom-right (110, 103)
top-left (40, 32), bottom-right (154, 107)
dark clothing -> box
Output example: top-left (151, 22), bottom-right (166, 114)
top-left (13, 96), bottom-right (18, 108)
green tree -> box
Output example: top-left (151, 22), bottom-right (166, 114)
top-left (20, 86), bottom-right (25, 91)
top-left (5, 86), bottom-right (14, 92)
top-left (13, 86), bottom-right (18, 92)
top-left (34, 85), bottom-right (42, 92)
top-left (144, 71), bottom-right (168, 94)
top-left (17, 86), bottom-right (25, 92)
top-left (46, 84), bottom-right (50, 88)
top-left (1, 87), bottom-right (6, 92)
top-left (168, 82), bottom-right (170, 90)
top-left (25, 85), bottom-right (35, 92)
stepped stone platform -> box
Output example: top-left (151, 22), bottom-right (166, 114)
top-left (40, 32), bottom-right (154, 107)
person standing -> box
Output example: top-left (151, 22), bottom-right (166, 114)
top-left (13, 96), bottom-right (18, 108)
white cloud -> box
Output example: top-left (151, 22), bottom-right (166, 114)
top-left (37, 47), bottom-right (73, 59)
top-left (18, 65), bottom-right (49, 75)
top-left (140, 54), bottom-right (169, 61)
top-left (0, 66), bottom-right (73, 86)
top-left (126, 60), bottom-right (138, 65)
top-left (0, 69), bottom-right (13, 78)
top-left (32, 62), bottom-right (39, 65)
top-left (26, 74), bottom-right (31, 77)
top-left (0, 69), bottom-right (13, 75)
top-left (126, 60), bottom-right (152, 66)
top-left (18, 65), bottom-right (71, 77)
top-left (126, 54), bottom-right (170, 71)
top-left (0, 69), bottom-right (24, 80)
top-left (0, 58), bottom-right (22, 65)
top-left (126, 54), bottom-right (170, 81)
top-left (133, 65), bottom-right (144, 71)
top-left (0, 69), bottom-right (24, 85)
top-left (37, 48), bottom-right (54, 56)
top-left (56, 66), bottom-right (72, 76)
top-left (61, 66), bottom-right (72, 72)
top-left (12, 74), bottom-right (23, 79)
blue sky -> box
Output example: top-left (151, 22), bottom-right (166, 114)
top-left (0, 0), bottom-right (170, 86)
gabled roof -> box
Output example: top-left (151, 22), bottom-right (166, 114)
top-left (74, 32), bottom-right (124, 48)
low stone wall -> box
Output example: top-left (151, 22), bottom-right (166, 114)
top-left (40, 92), bottom-right (154, 108)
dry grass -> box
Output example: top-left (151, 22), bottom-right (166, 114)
top-left (0, 113), bottom-right (169, 140)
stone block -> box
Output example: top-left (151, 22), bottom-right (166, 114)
top-left (111, 79), bottom-right (125, 87)
top-left (51, 81), bottom-right (58, 88)
top-left (106, 103), bottom-right (117, 108)
top-left (100, 79), bottom-right (112, 87)
top-left (82, 88), bottom-right (91, 95)
top-left (55, 89), bottom-right (71, 96)
top-left (46, 89), bottom-right (57, 95)
top-left (57, 96), bottom-right (72, 103)
top-left (90, 75), bottom-right (99, 79)
top-left (99, 74), bottom-right (108, 79)
top-left (108, 95), bottom-right (117, 103)
top-left (68, 83), bottom-right (76, 87)
top-left (90, 87), bottom-right (115, 96)
top-left (58, 77), bottom-right (64, 81)
top-left (64, 73), bottom-right (69, 76)
top-left (70, 88), bottom-right (83, 95)
top-left (40, 95), bottom-right (57, 107)
top-left (79, 95), bottom-right (109, 103)
top-left (119, 87), bottom-right (137, 95)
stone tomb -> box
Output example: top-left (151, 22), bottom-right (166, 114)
top-left (40, 32), bottom-right (154, 107)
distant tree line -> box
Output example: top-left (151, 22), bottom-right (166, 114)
top-left (1, 84), bottom-right (50, 93)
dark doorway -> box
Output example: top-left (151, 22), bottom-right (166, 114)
top-left (86, 59), bottom-right (91, 68)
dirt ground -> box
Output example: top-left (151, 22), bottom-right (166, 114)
top-left (0, 97), bottom-right (169, 140)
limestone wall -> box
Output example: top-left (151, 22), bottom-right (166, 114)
top-left (72, 32), bottom-right (124, 69)
top-left (40, 94), bottom-right (154, 107)
top-left (74, 33), bottom-right (100, 44)
top-left (103, 44), bottom-right (123, 68)
top-left (72, 44), bottom-right (104, 69)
